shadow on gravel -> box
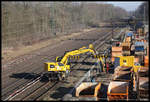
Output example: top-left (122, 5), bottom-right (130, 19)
top-left (40, 75), bottom-right (50, 82)
top-left (9, 72), bottom-right (52, 83)
top-left (76, 68), bottom-right (90, 72)
top-left (50, 86), bottom-right (74, 99)
top-left (68, 38), bottom-right (97, 41)
top-left (9, 72), bottom-right (40, 80)
top-left (71, 61), bottom-right (95, 66)
top-left (99, 83), bottom-right (108, 100)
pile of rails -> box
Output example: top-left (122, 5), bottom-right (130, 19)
top-left (110, 26), bottom-right (148, 100)
top-left (110, 26), bottom-right (149, 100)
top-left (107, 56), bottom-right (134, 101)
top-left (138, 67), bottom-right (149, 99)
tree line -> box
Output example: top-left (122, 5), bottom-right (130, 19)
top-left (129, 2), bottom-right (148, 22)
top-left (2, 2), bottom-right (128, 48)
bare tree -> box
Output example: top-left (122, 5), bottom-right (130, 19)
top-left (2, 2), bottom-right (128, 49)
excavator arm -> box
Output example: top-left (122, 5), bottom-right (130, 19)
top-left (60, 48), bottom-right (96, 65)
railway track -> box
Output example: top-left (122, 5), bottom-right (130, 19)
top-left (2, 55), bottom-right (57, 86)
top-left (4, 52), bottom-right (91, 100)
top-left (2, 42), bottom-right (92, 98)
top-left (1, 55), bottom-right (57, 99)
top-left (2, 28), bottom-right (109, 82)
top-left (3, 27), bottom-right (124, 101)
top-left (22, 82), bottom-right (58, 100)
top-left (2, 28), bottom-right (108, 88)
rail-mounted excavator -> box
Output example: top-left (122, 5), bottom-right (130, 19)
top-left (43, 44), bottom-right (101, 81)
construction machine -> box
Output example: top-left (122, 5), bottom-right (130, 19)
top-left (44, 44), bottom-right (98, 81)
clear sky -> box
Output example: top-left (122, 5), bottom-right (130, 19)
top-left (104, 1), bottom-right (144, 12)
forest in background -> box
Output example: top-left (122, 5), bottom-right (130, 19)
top-left (2, 2), bottom-right (129, 49)
top-left (129, 1), bottom-right (148, 23)
top-left (134, 2), bottom-right (148, 22)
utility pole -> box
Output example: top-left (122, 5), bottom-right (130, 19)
top-left (143, 5), bottom-right (146, 37)
top-left (111, 10), bottom-right (114, 40)
top-left (144, 6), bottom-right (146, 24)
top-left (111, 18), bottom-right (113, 40)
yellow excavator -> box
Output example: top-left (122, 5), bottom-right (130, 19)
top-left (44, 44), bottom-right (100, 81)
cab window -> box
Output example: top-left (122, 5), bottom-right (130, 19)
top-left (50, 65), bottom-right (55, 68)
top-left (58, 63), bottom-right (64, 66)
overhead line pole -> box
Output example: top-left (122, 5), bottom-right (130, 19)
top-left (144, 6), bottom-right (146, 24)
top-left (111, 18), bottom-right (113, 40)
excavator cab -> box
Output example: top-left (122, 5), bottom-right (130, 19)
top-left (56, 56), bottom-right (63, 62)
top-left (56, 56), bottom-right (71, 66)
top-left (44, 61), bottom-right (70, 81)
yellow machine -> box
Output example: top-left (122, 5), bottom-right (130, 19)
top-left (44, 44), bottom-right (98, 81)
top-left (114, 56), bottom-right (145, 89)
top-left (114, 56), bottom-right (142, 72)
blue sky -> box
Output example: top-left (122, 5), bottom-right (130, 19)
top-left (79, 1), bottom-right (144, 12)
top-left (34, 1), bottom-right (144, 12)
top-left (104, 2), bottom-right (144, 11)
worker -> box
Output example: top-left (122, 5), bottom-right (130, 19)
top-left (96, 61), bottom-right (102, 73)
top-left (91, 76), bottom-right (95, 82)
top-left (106, 62), bottom-right (109, 73)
